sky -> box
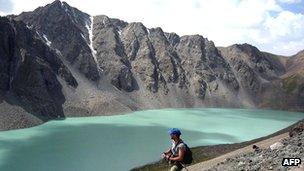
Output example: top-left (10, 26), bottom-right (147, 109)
top-left (0, 0), bottom-right (303, 56)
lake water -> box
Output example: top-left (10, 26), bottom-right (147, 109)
top-left (0, 108), bottom-right (303, 171)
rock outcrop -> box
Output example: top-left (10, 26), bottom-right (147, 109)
top-left (208, 120), bottom-right (304, 171)
top-left (219, 44), bottom-right (304, 111)
top-left (219, 44), bottom-right (285, 99)
top-left (0, 17), bottom-right (77, 124)
top-left (15, 0), bottom-right (100, 81)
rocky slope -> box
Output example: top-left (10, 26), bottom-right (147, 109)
top-left (219, 44), bottom-right (304, 111)
top-left (207, 120), bottom-right (304, 171)
top-left (14, 1), bottom-right (100, 81)
top-left (0, 16), bottom-right (77, 129)
top-left (0, 0), bottom-right (303, 130)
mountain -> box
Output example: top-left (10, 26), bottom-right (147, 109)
top-left (0, 0), bottom-right (303, 130)
top-left (219, 44), bottom-right (304, 111)
top-left (0, 16), bottom-right (77, 129)
top-left (14, 0), bottom-right (100, 81)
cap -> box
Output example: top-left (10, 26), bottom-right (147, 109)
top-left (168, 128), bottom-right (181, 136)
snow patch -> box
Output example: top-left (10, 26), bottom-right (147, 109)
top-left (146, 28), bottom-right (152, 40)
top-left (86, 16), bottom-right (103, 72)
top-left (35, 31), bottom-right (40, 36)
top-left (117, 29), bottom-right (122, 35)
top-left (60, 1), bottom-right (77, 24)
top-left (147, 28), bottom-right (150, 35)
top-left (26, 24), bottom-right (33, 29)
top-left (55, 49), bottom-right (62, 56)
top-left (164, 33), bottom-right (169, 40)
top-left (35, 31), bottom-right (51, 46)
top-left (35, 31), bottom-right (64, 59)
top-left (102, 17), bottom-right (107, 26)
top-left (42, 34), bottom-right (52, 46)
top-left (81, 33), bottom-right (85, 40)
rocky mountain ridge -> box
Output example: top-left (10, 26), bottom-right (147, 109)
top-left (0, 0), bottom-right (303, 130)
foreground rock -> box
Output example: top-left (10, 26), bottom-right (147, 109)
top-left (207, 120), bottom-right (304, 171)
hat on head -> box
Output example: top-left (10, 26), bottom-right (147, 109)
top-left (168, 128), bottom-right (181, 136)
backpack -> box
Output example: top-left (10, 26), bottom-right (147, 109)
top-left (173, 141), bottom-right (193, 165)
top-left (182, 143), bottom-right (193, 164)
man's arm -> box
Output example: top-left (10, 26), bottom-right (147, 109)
top-left (161, 148), bottom-right (172, 159)
top-left (168, 146), bottom-right (185, 162)
top-left (163, 148), bottom-right (171, 155)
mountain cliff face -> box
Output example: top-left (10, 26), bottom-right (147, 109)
top-left (0, 16), bottom-right (77, 129)
top-left (219, 44), bottom-right (304, 111)
top-left (15, 1), bottom-right (100, 81)
top-left (0, 0), bottom-right (303, 130)
top-left (219, 44), bottom-right (286, 104)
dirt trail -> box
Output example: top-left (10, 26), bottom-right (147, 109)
top-left (186, 133), bottom-right (289, 171)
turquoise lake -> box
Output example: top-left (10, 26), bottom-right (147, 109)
top-left (0, 108), bottom-right (303, 171)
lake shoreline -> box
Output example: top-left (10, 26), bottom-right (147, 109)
top-left (132, 119), bottom-right (304, 171)
top-left (0, 108), bottom-right (303, 171)
top-left (1, 107), bottom-right (303, 131)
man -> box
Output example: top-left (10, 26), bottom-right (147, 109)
top-left (162, 128), bottom-right (186, 171)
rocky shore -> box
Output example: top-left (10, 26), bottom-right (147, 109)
top-left (206, 120), bottom-right (304, 171)
top-left (134, 119), bottom-right (304, 171)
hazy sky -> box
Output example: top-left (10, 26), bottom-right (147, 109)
top-left (1, 0), bottom-right (303, 56)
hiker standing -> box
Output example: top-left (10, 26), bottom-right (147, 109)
top-left (162, 128), bottom-right (192, 171)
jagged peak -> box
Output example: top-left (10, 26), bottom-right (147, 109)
top-left (227, 43), bottom-right (265, 60)
top-left (294, 49), bottom-right (304, 57)
top-left (49, 0), bottom-right (72, 11)
top-left (16, 0), bottom-right (91, 39)
top-left (108, 18), bottom-right (128, 30)
top-left (150, 27), bottom-right (163, 33)
top-left (26, 0), bottom-right (90, 24)
top-left (231, 43), bottom-right (260, 52)
top-left (164, 32), bottom-right (179, 38)
top-left (95, 15), bottom-right (112, 27)
top-left (180, 34), bottom-right (205, 40)
top-left (93, 15), bottom-right (128, 33)
top-left (125, 22), bottom-right (148, 35)
top-left (46, 0), bottom-right (70, 12)
top-left (176, 34), bottom-right (210, 50)
top-left (149, 27), bottom-right (166, 38)
top-left (95, 15), bottom-right (109, 20)
top-left (164, 32), bottom-right (180, 46)
top-left (128, 22), bottom-right (146, 29)
top-left (50, 0), bottom-right (63, 6)
top-left (179, 34), bottom-right (208, 45)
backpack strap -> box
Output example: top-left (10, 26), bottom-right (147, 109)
top-left (172, 140), bottom-right (184, 156)
top-left (172, 141), bottom-right (190, 168)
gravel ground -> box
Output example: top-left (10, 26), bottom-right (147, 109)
top-left (189, 120), bottom-right (304, 171)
